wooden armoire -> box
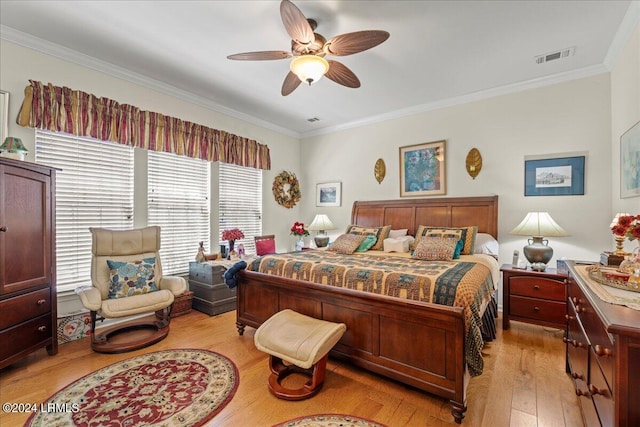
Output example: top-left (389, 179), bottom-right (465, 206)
top-left (0, 157), bottom-right (58, 369)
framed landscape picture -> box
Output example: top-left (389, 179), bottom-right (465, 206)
top-left (621, 121), bottom-right (640, 198)
top-left (316, 182), bottom-right (341, 207)
top-left (399, 140), bottom-right (446, 197)
top-left (524, 155), bottom-right (585, 196)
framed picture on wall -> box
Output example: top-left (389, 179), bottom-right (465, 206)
top-left (621, 121), bottom-right (640, 198)
top-left (0, 90), bottom-right (8, 144)
top-left (316, 182), bottom-right (341, 207)
top-left (524, 154), bottom-right (585, 196)
top-left (399, 140), bottom-right (446, 197)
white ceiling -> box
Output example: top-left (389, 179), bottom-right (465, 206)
top-left (0, 1), bottom-right (636, 138)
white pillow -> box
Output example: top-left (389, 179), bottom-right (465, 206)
top-left (383, 235), bottom-right (414, 252)
top-left (388, 229), bottom-right (409, 239)
top-left (474, 233), bottom-right (499, 255)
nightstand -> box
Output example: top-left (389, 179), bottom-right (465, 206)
top-left (500, 264), bottom-right (567, 330)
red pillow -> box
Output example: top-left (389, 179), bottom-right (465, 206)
top-left (256, 238), bottom-right (276, 256)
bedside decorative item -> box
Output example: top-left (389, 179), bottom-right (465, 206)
top-left (290, 221), bottom-right (309, 251)
top-left (509, 212), bottom-right (569, 271)
top-left (221, 228), bottom-right (244, 259)
top-left (195, 241), bottom-right (206, 262)
top-left (272, 171), bottom-right (301, 208)
top-left (374, 158), bottom-right (386, 184)
top-left (308, 214), bottom-right (336, 247)
top-left (399, 140), bottom-right (446, 197)
top-left (465, 148), bottom-right (482, 179)
top-left (610, 213), bottom-right (640, 253)
top-left (0, 137), bottom-right (29, 161)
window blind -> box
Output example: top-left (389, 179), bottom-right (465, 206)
top-left (35, 130), bottom-right (134, 292)
top-left (219, 163), bottom-right (262, 254)
top-left (148, 151), bottom-right (210, 275)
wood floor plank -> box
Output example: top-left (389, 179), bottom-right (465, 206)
top-left (0, 311), bottom-right (584, 426)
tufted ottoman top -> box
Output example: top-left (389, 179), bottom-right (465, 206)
top-left (254, 309), bottom-right (347, 369)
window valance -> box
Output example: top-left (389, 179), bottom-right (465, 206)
top-left (17, 80), bottom-right (271, 170)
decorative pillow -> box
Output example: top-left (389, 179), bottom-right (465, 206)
top-left (355, 235), bottom-right (378, 252)
top-left (328, 234), bottom-right (367, 254)
top-left (453, 238), bottom-right (464, 259)
top-left (388, 229), bottom-right (409, 239)
top-left (107, 257), bottom-right (158, 299)
top-left (344, 225), bottom-right (391, 250)
top-left (474, 232), bottom-right (499, 255)
top-left (415, 225), bottom-right (478, 255)
top-left (412, 236), bottom-right (459, 261)
top-left (383, 235), bottom-right (414, 253)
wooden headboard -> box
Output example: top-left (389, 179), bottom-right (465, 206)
top-left (351, 196), bottom-right (499, 238)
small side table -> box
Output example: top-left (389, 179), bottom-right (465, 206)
top-left (500, 264), bottom-right (567, 330)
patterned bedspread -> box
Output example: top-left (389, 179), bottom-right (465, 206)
top-left (246, 250), bottom-right (495, 376)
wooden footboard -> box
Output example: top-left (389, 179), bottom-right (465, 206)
top-left (236, 270), bottom-right (469, 424)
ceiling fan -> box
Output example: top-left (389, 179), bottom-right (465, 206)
top-left (227, 0), bottom-right (390, 96)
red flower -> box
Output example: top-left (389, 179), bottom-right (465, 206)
top-left (290, 221), bottom-right (309, 237)
top-left (221, 228), bottom-right (244, 241)
top-left (611, 214), bottom-right (640, 241)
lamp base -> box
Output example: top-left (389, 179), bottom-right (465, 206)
top-left (314, 236), bottom-right (330, 248)
top-left (530, 262), bottom-right (548, 272)
top-left (523, 236), bottom-right (553, 272)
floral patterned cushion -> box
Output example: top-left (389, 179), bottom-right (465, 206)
top-left (344, 224), bottom-right (391, 250)
top-left (328, 234), bottom-right (367, 254)
top-left (415, 225), bottom-right (478, 255)
top-left (107, 257), bottom-right (158, 299)
top-left (412, 236), bottom-right (459, 261)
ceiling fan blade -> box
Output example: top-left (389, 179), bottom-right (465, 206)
top-left (281, 71), bottom-right (302, 96)
top-left (280, 0), bottom-right (314, 45)
top-left (227, 51), bottom-right (292, 61)
top-left (325, 60), bottom-right (360, 88)
top-left (324, 30), bottom-right (390, 56)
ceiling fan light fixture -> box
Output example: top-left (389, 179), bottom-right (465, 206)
top-left (290, 55), bottom-right (329, 85)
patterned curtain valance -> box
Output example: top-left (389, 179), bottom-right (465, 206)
top-left (17, 80), bottom-right (271, 170)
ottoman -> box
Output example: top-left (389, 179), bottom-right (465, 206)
top-left (254, 309), bottom-right (347, 400)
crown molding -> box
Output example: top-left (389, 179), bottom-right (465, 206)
top-left (603, 1), bottom-right (640, 70)
top-left (0, 25), bottom-right (300, 139)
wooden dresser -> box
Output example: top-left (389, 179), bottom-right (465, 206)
top-left (0, 158), bottom-right (58, 369)
top-left (564, 261), bottom-right (640, 426)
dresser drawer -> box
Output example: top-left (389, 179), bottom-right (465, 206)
top-left (0, 314), bottom-right (53, 362)
top-left (0, 288), bottom-right (51, 330)
top-left (509, 295), bottom-right (566, 324)
top-left (589, 351), bottom-right (614, 427)
top-left (510, 276), bottom-right (566, 301)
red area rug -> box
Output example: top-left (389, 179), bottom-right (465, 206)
top-left (272, 414), bottom-right (389, 427)
top-left (25, 349), bottom-right (238, 427)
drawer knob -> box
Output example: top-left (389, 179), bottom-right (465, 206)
top-left (575, 305), bottom-right (585, 314)
top-left (594, 345), bottom-right (613, 357)
top-left (588, 384), bottom-right (610, 398)
top-left (563, 338), bottom-right (584, 348)
top-left (37, 326), bottom-right (47, 332)
top-left (0, 225), bottom-right (7, 232)
top-left (572, 297), bottom-right (578, 304)
top-left (565, 314), bottom-right (574, 321)
top-left (533, 306), bottom-right (540, 312)
top-left (533, 285), bottom-right (540, 290)
top-left (571, 371), bottom-right (585, 381)
top-left (575, 388), bottom-right (590, 397)
top-left (37, 299), bottom-right (47, 305)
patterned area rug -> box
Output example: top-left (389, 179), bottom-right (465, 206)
top-left (272, 414), bottom-right (389, 427)
top-left (25, 349), bottom-right (238, 427)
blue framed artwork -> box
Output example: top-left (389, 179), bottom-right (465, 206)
top-left (399, 140), bottom-right (446, 197)
top-left (524, 155), bottom-right (585, 196)
top-left (621, 121), bottom-right (640, 198)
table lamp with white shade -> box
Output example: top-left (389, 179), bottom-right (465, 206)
top-left (509, 212), bottom-right (569, 271)
top-left (308, 214), bottom-right (336, 247)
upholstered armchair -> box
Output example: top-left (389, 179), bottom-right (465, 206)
top-left (76, 226), bottom-right (186, 353)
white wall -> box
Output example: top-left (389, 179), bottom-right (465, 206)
top-left (0, 40), bottom-right (303, 254)
top-left (611, 21), bottom-right (640, 254)
top-left (301, 75), bottom-right (614, 272)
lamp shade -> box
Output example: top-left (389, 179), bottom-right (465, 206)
top-left (290, 55), bottom-right (329, 85)
top-left (509, 212), bottom-right (569, 237)
top-left (0, 137), bottom-right (29, 160)
top-left (308, 214), bottom-right (335, 232)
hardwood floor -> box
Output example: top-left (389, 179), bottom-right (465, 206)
top-left (0, 310), bottom-right (583, 426)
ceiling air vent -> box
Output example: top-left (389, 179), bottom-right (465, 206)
top-left (306, 117), bottom-right (320, 123)
top-left (535, 46), bottom-right (576, 64)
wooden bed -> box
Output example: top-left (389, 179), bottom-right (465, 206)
top-left (236, 196), bottom-right (499, 424)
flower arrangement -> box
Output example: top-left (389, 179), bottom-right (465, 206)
top-left (221, 228), bottom-right (244, 241)
top-left (290, 221), bottom-right (309, 237)
top-left (611, 214), bottom-right (640, 241)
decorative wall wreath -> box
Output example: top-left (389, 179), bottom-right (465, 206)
top-left (272, 171), bottom-right (301, 209)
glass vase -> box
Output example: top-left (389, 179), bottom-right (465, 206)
top-left (295, 236), bottom-right (304, 251)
